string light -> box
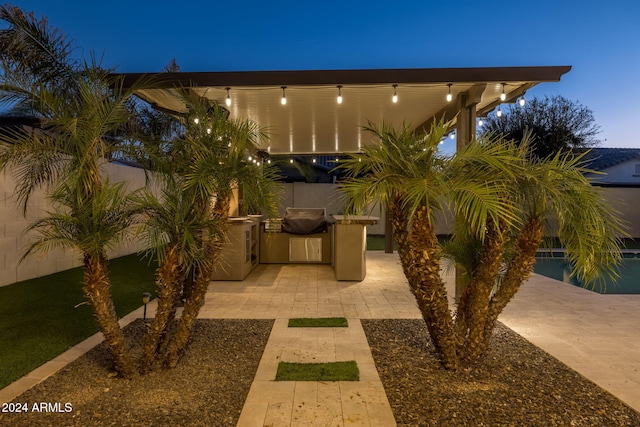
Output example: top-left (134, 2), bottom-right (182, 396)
top-left (392, 84), bottom-right (398, 103)
top-left (497, 106), bottom-right (503, 117)
top-left (446, 84), bottom-right (452, 102)
top-left (500, 83), bottom-right (506, 101)
top-left (207, 128), bottom-right (211, 134)
top-left (312, 158), bottom-right (317, 163)
top-left (337, 85), bottom-right (343, 104)
top-left (194, 117), bottom-right (199, 124)
top-left (450, 132), bottom-right (455, 139)
top-left (225, 87), bottom-right (231, 107)
top-left (267, 159), bottom-right (272, 164)
top-left (289, 158), bottom-right (294, 163)
top-left (281, 86), bottom-right (287, 105)
top-left (519, 95), bottom-right (526, 107)
top-left (478, 118), bottom-right (483, 127)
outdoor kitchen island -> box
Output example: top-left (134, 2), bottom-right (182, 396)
top-left (213, 209), bottom-right (378, 281)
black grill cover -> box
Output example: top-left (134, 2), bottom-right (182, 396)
top-left (281, 208), bottom-right (327, 234)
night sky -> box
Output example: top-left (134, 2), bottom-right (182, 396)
top-left (10, 0), bottom-right (640, 150)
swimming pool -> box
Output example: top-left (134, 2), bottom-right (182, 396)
top-left (533, 253), bottom-right (640, 294)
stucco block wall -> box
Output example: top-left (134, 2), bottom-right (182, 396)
top-left (0, 162), bottom-right (148, 287)
top-left (601, 187), bottom-right (640, 238)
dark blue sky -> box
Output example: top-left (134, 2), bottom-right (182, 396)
top-left (14, 0), bottom-right (640, 148)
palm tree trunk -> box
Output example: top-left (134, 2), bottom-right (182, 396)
top-left (408, 205), bottom-right (458, 370)
top-left (389, 196), bottom-right (413, 279)
top-left (456, 218), bottom-right (507, 364)
top-left (478, 217), bottom-right (543, 354)
top-left (163, 253), bottom-right (215, 369)
top-left (163, 196), bottom-right (229, 369)
top-left (83, 253), bottom-right (135, 379)
top-left (139, 244), bottom-right (182, 373)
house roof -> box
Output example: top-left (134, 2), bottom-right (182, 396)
top-left (118, 66), bottom-right (571, 155)
top-left (578, 148), bottom-right (640, 171)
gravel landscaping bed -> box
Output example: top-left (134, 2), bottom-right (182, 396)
top-left (362, 319), bottom-right (640, 427)
top-left (4, 317), bottom-right (639, 426)
top-left (0, 319), bottom-right (273, 427)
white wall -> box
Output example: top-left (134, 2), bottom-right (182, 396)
top-left (585, 160), bottom-right (640, 185)
top-left (276, 183), bottom-right (640, 239)
top-left (278, 183), bottom-right (453, 236)
top-left (601, 187), bottom-right (640, 238)
top-left (0, 162), bottom-right (148, 287)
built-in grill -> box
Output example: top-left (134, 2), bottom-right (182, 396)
top-left (281, 207), bottom-right (328, 235)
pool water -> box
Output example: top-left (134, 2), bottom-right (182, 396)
top-left (533, 254), bottom-right (640, 294)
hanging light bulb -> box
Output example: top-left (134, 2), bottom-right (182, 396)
top-left (519, 95), bottom-right (526, 107)
top-left (207, 128), bottom-right (212, 134)
top-left (267, 159), bottom-right (272, 164)
top-left (312, 158), bottom-right (317, 163)
top-left (478, 118), bottom-right (484, 127)
top-left (450, 132), bottom-right (455, 139)
top-left (500, 83), bottom-right (506, 101)
top-left (497, 106), bottom-right (503, 117)
top-left (248, 156), bottom-right (252, 161)
top-left (194, 117), bottom-right (199, 124)
top-left (289, 158), bottom-right (294, 163)
top-left (392, 84), bottom-right (398, 103)
top-left (225, 87), bottom-right (231, 107)
top-left (446, 84), bottom-right (452, 102)
top-left (256, 161), bottom-right (260, 166)
top-left (337, 85), bottom-right (343, 104)
top-left (281, 86), bottom-right (287, 105)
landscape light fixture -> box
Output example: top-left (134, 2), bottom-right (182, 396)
top-left (392, 84), bottom-right (398, 103)
top-left (142, 292), bottom-right (151, 321)
top-left (446, 84), bottom-right (453, 102)
top-left (225, 87), bottom-right (231, 106)
top-left (500, 83), bottom-right (506, 101)
top-left (281, 86), bottom-right (287, 105)
top-left (337, 85), bottom-right (343, 104)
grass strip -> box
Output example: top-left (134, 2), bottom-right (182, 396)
top-left (0, 254), bottom-right (157, 389)
top-left (288, 317), bottom-right (348, 328)
top-left (275, 361), bottom-right (359, 381)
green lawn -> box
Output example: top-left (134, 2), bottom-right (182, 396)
top-left (288, 317), bottom-right (349, 327)
top-left (0, 254), bottom-right (156, 389)
top-left (275, 361), bottom-right (359, 381)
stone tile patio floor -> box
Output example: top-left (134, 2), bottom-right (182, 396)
top-left (2, 251), bottom-right (640, 425)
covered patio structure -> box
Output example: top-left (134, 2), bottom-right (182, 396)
top-left (120, 65), bottom-right (572, 253)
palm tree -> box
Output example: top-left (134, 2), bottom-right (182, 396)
top-left (448, 143), bottom-right (624, 362)
top-left (1, 6), bottom-right (159, 377)
top-left (133, 92), bottom-right (282, 371)
top-left (0, 63), bottom-right (155, 377)
top-left (338, 122), bottom-right (623, 370)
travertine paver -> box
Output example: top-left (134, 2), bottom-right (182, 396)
top-left (498, 274), bottom-right (640, 412)
top-left (236, 318), bottom-right (396, 427)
